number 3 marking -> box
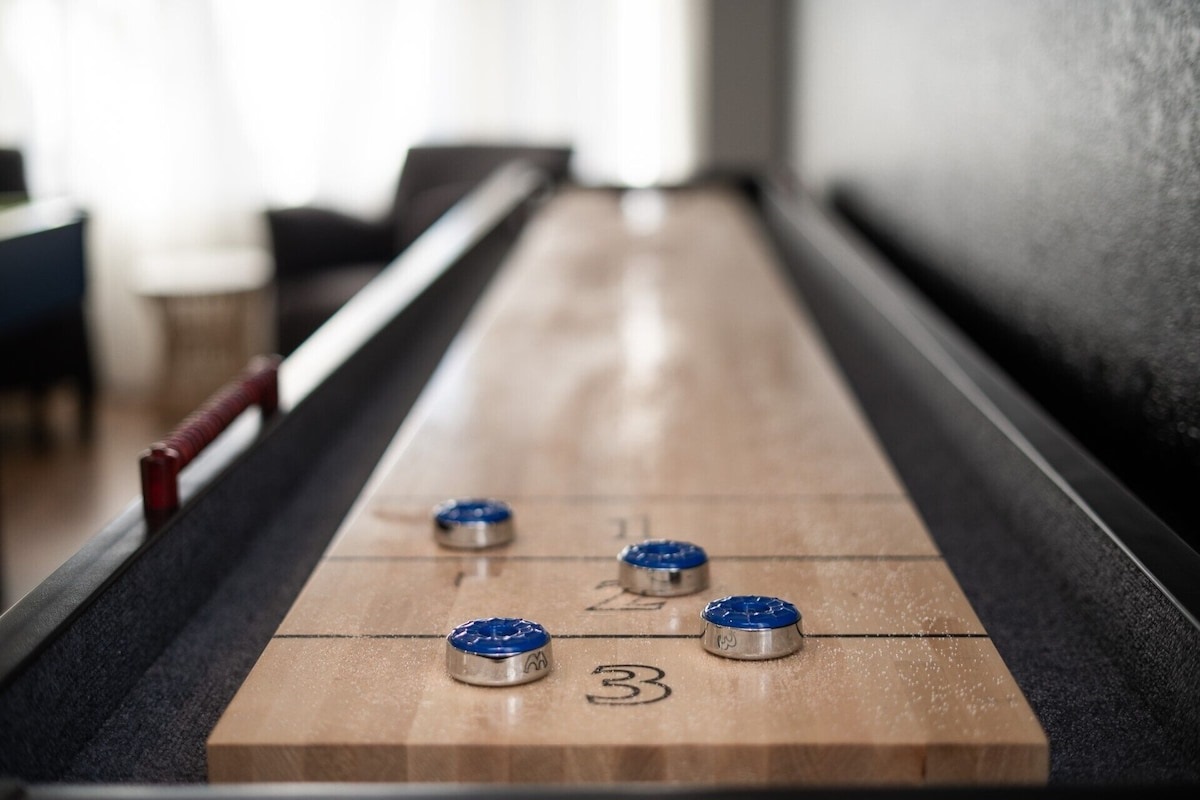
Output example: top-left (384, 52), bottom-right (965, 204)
top-left (586, 664), bottom-right (672, 705)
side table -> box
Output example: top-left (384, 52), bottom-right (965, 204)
top-left (136, 248), bottom-right (273, 420)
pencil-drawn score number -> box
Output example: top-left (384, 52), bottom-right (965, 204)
top-left (609, 514), bottom-right (651, 540)
top-left (586, 664), bottom-right (672, 705)
top-left (586, 580), bottom-right (666, 611)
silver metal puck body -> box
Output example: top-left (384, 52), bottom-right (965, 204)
top-left (433, 498), bottom-right (514, 549)
top-left (701, 595), bottom-right (803, 660)
top-left (446, 617), bottom-right (553, 686)
top-left (617, 539), bottom-right (710, 597)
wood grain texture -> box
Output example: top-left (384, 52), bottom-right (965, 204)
top-left (208, 188), bottom-right (1047, 785)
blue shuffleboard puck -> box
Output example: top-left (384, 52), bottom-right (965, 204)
top-left (701, 595), bottom-right (803, 660)
top-left (617, 539), bottom-right (710, 597)
top-left (446, 617), bottom-right (553, 686)
top-left (433, 498), bottom-right (514, 549)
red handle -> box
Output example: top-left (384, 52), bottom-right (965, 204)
top-left (140, 354), bottom-right (281, 526)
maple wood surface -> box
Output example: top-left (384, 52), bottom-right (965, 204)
top-left (208, 187), bottom-right (1047, 785)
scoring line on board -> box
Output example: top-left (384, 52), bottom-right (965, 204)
top-left (369, 493), bottom-right (913, 504)
top-left (271, 632), bottom-right (989, 640)
top-left (322, 554), bottom-right (946, 563)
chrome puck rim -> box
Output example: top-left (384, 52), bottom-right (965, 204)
top-left (433, 498), bottom-right (515, 549)
top-left (617, 539), bottom-right (710, 596)
top-left (700, 595), bottom-right (804, 660)
top-left (446, 617), bottom-right (553, 686)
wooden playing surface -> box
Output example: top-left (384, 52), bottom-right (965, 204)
top-left (207, 187), bottom-right (1048, 785)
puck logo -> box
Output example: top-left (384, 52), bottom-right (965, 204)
top-left (523, 651), bottom-right (549, 673)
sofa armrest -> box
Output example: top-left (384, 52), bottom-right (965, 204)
top-left (266, 207), bottom-right (394, 278)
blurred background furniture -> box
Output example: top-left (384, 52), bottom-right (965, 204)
top-left (267, 142), bottom-right (571, 355)
top-left (136, 248), bottom-right (273, 421)
top-left (0, 148), bottom-right (29, 206)
top-left (0, 148), bottom-right (94, 446)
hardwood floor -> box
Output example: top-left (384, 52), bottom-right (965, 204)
top-left (0, 387), bottom-right (164, 611)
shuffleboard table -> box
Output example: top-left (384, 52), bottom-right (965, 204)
top-left (1, 162), bottom-right (1198, 796)
top-left (208, 184), bottom-right (1047, 784)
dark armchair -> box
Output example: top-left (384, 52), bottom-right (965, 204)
top-left (267, 143), bottom-right (572, 355)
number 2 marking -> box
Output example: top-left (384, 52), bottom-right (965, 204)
top-left (586, 580), bottom-right (666, 611)
top-left (586, 664), bottom-right (672, 705)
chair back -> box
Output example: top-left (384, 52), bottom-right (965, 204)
top-left (391, 143), bottom-right (571, 251)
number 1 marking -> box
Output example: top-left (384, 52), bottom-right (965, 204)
top-left (609, 514), bottom-right (651, 540)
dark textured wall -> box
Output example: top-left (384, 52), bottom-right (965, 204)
top-left (792, 0), bottom-right (1200, 538)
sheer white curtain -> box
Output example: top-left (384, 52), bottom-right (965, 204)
top-left (0, 0), bottom-right (704, 392)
